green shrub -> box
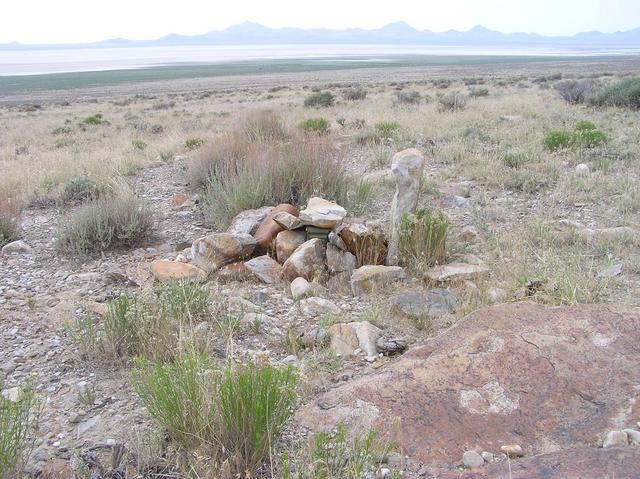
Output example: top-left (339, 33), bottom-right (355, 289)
top-left (304, 91), bottom-right (335, 108)
top-left (590, 77), bottom-right (640, 109)
top-left (398, 209), bottom-right (448, 270)
top-left (575, 120), bottom-right (597, 132)
top-left (201, 138), bottom-right (349, 228)
top-left (188, 133), bottom-right (250, 189)
top-left (185, 137), bottom-right (205, 150)
top-left (349, 179), bottom-right (375, 215)
top-left (282, 424), bottom-right (393, 479)
top-left (80, 113), bottom-right (105, 126)
top-left (576, 128), bottom-right (609, 147)
top-left (132, 139), bottom-right (148, 151)
top-left (133, 353), bottom-right (297, 475)
top-left (57, 191), bottom-right (153, 255)
top-left (374, 121), bottom-right (400, 138)
top-left (0, 381), bottom-right (38, 477)
top-left (61, 175), bottom-right (99, 203)
top-left (299, 118), bottom-right (330, 135)
top-left (501, 151), bottom-right (529, 169)
top-left (544, 130), bottom-right (575, 151)
top-left (242, 110), bottom-right (289, 142)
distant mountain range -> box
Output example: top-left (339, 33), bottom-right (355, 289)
top-left (2, 21), bottom-right (640, 50)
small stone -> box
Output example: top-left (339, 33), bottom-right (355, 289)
top-left (244, 255), bottom-right (283, 284)
top-left (228, 297), bottom-right (258, 313)
top-left (458, 226), bottom-right (480, 242)
top-left (481, 451), bottom-right (494, 462)
top-left (500, 444), bottom-right (524, 457)
top-left (623, 429), bottom-right (640, 445)
top-left (375, 467), bottom-right (391, 479)
top-left (487, 287), bottom-right (507, 303)
top-left (603, 430), bottom-right (628, 448)
top-left (425, 262), bottom-right (489, 283)
top-left (282, 355), bottom-right (298, 365)
top-left (462, 450), bottom-right (485, 468)
top-left (290, 277), bottom-right (324, 300)
top-left (299, 197), bottom-right (346, 229)
top-left (597, 263), bottom-right (623, 278)
top-left (391, 289), bottom-right (457, 318)
top-left (1, 387), bottom-right (21, 402)
top-left (575, 163), bottom-right (590, 175)
top-left (300, 297), bottom-right (340, 317)
top-left (1, 240), bottom-right (34, 255)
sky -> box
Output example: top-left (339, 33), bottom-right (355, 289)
top-left (1, 0), bottom-right (638, 44)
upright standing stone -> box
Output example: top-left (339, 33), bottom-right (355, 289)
top-left (386, 148), bottom-right (425, 266)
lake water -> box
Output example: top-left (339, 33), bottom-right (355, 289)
top-left (1, 43), bottom-right (639, 76)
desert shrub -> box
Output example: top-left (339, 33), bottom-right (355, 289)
top-left (590, 77), bottom-right (640, 109)
top-left (188, 133), bottom-right (250, 189)
top-left (501, 151), bottom-right (529, 169)
top-left (69, 281), bottom-right (209, 362)
top-left (133, 353), bottom-right (297, 475)
top-left (132, 139), bottom-right (148, 151)
top-left (348, 179), bottom-right (375, 215)
top-left (304, 91), bottom-right (335, 108)
top-left (398, 209), bottom-right (448, 270)
top-left (299, 118), bottom-right (330, 135)
top-left (57, 191), bottom-right (153, 255)
top-left (241, 110), bottom-right (289, 142)
top-left (0, 381), bottom-right (38, 478)
top-left (554, 79), bottom-right (595, 104)
top-left (79, 113), bottom-right (105, 126)
top-left (575, 120), bottom-right (597, 132)
top-left (374, 121), bottom-right (400, 138)
top-left (51, 126), bottom-right (72, 135)
top-left (504, 169), bottom-right (550, 193)
top-left (185, 137), bottom-right (205, 150)
top-left (469, 87), bottom-right (489, 97)
top-left (61, 175), bottom-right (99, 203)
top-left (544, 130), bottom-right (575, 151)
top-left (438, 92), bottom-right (467, 112)
top-left (342, 87), bottom-right (367, 101)
top-left (201, 138), bottom-right (348, 228)
top-left (577, 128), bottom-right (609, 148)
top-left (282, 424), bottom-right (393, 479)
top-left (394, 91), bottom-right (420, 105)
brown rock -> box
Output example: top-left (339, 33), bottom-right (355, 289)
top-left (297, 303), bottom-right (640, 471)
top-left (326, 243), bottom-right (357, 274)
top-left (337, 222), bottom-right (387, 266)
top-left (217, 262), bottom-right (254, 283)
top-left (244, 255), bottom-right (283, 284)
top-left (253, 204), bottom-right (299, 254)
top-left (191, 233), bottom-right (256, 272)
top-left (273, 211), bottom-right (306, 230)
top-left (41, 459), bottom-right (75, 479)
top-left (282, 239), bottom-right (326, 282)
top-left (275, 230), bottom-right (306, 263)
top-left (150, 260), bottom-right (206, 281)
top-left (299, 197), bottom-right (347, 229)
top-left (328, 323), bottom-right (360, 356)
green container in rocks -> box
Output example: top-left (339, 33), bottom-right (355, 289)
top-left (305, 226), bottom-right (332, 241)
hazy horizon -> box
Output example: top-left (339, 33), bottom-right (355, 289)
top-left (2, 0), bottom-right (639, 44)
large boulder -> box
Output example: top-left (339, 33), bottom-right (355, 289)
top-left (191, 233), bottom-right (256, 272)
top-left (351, 265), bottom-right (405, 296)
top-left (227, 206), bottom-right (273, 235)
top-left (326, 243), bottom-right (357, 274)
top-left (391, 289), bottom-right (458, 318)
top-left (337, 222), bottom-right (387, 266)
top-left (253, 204), bottom-right (299, 254)
top-left (299, 197), bottom-right (347, 229)
top-left (282, 239), bottom-right (326, 282)
top-left (244, 255), bottom-right (283, 284)
top-left (150, 260), bottom-right (206, 281)
top-left (386, 148), bottom-right (425, 266)
top-left (275, 230), bottom-right (306, 264)
top-left (297, 302), bottom-right (640, 475)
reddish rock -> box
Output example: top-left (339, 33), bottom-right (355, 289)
top-left (253, 204), bottom-right (299, 254)
top-left (275, 230), bottom-right (306, 263)
top-left (282, 238), bottom-right (326, 282)
top-left (297, 302), bottom-right (640, 475)
top-left (217, 262), bottom-right (254, 283)
top-left (191, 233), bottom-right (256, 272)
top-left (435, 447), bottom-right (640, 479)
top-left (150, 260), bottom-right (206, 281)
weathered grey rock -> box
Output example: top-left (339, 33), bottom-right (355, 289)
top-left (579, 226), bottom-right (637, 244)
top-left (623, 429), bottom-right (640, 445)
top-left (299, 197), bottom-right (346, 229)
top-left (575, 163), bottom-right (590, 175)
top-left (228, 296), bottom-right (258, 314)
top-left (327, 272), bottom-right (352, 295)
top-left (376, 332), bottom-right (407, 356)
top-left (328, 321), bottom-right (381, 357)
top-left (282, 239), bottom-right (326, 282)
top-left (244, 255), bottom-right (283, 284)
top-left (150, 260), bottom-right (206, 281)
top-left (273, 211), bottom-right (306, 230)
top-left (458, 226), bottom-right (481, 242)
top-left (301, 297), bottom-right (340, 317)
top-left (391, 289), bottom-right (457, 318)
top-left (597, 263), bottom-right (623, 278)
top-left (425, 262), bottom-right (490, 283)
top-left (462, 450), bottom-right (485, 469)
top-left (1, 240), bottom-right (33, 255)
top-left (386, 149), bottom-right (425, 266)
top-left (481, 451), bottom-right (494, 462)
top-left (354, 321), bottom-right (382, 358)
top-left (351, 265), bottom-right (405, 296)
top-left (326, 243), bottom-right (357, 274)
top-left (241, 313), bottom-right (274, 329)
top-left (275, 230), bottom-right (306, 264)
top-left (191, 233), bottom-right (256, 272)
top-left (603, 430), bottom-right (628, 448)
top-left (227, 206), bottom-right (273, 235)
